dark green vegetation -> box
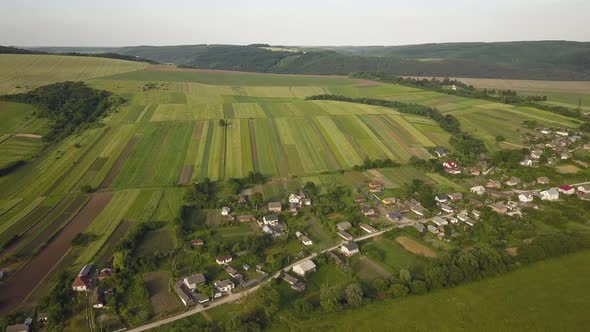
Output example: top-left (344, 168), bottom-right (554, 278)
top-left (30, 41), bottom-right (590, 80)
top-left (1, 81), bottom-right (123, 141)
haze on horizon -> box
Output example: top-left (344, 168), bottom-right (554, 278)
top-left (1, 0), bottom-right (589, 47)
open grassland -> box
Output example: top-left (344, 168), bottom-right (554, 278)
top-left (0, 54), bottom-right (147, 94)
top-left (361, 236), bottom-right (431, 273)
top-left (277, 251), bottom-right (590, 332)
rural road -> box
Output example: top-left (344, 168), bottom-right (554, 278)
top-left (125, 224), bottom-right (403, 331)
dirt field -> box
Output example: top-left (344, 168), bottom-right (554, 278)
top-left (395, 236), bottom-right (438, 258)
top-left (13, 133), bottom-right (43, 139)
top-left (177, 165), bottom-right (193, 185)
top-left (143, 271), bottom-right (182, 315)
top-left (145, 64), bottom-right (349, 79)
top-left (0, 192), bottom-right (113, 314)
top-left (100, 134), bottom-right (139, 188)
top-left (556, 165), bottom-right (580, 174)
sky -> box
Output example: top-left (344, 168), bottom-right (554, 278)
top-left (1, 0), bottom-right (589, 47)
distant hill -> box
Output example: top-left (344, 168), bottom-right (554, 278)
top-left (0, 46), bottom-right (44, 54)
top-left (27, 41), bottom-right (590, 80)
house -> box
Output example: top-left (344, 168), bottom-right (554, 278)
top-left (5, 324), bottom-right (29, 332)
top-left (282, 273), bottom-right (305, 292)
top-left (558, 185), bottom-right (575, 195)
top-left (361, 206), bottom-right (376, 216)
top-left (325, 251), bottom-right (344, 266)
top-left (183, 273), bottom-right (206, 289)
top-left (336, 221), bottom-right (352, 231)
top-left (489, 202), bottom-right (508, 214)
top-left (224, 265), bottom-right (242, 279)
top-left (583, 143), bottom-right (590, 151)
top-left (468, 198), bottom-right (484, 207)
top-left (447, 192), bottom-right (463, 201)
top-left (540, 188), bottom-right (560, 201)
top-left (506, 176), bottom-right (521, 187)
top-left (221, 206), bottom-right (231, 216)
top-left (411, 206), bottom-right (428, 217)
top-left (191, 239), bottom-right (204, 246)
top-left (520, 158), bottom-right (533, 167)
top-left (263, 214), bottom-right (279, 226)
top-left (487, 189), bottom-right (509, 199)
top-left (518, 193), bottom-right (534, 203)
top-left (37, 313), bottom-right (48, 324)
top-left (340, 242), bottom-right (360, 256)
top-left (531, 150), bottom-right (543, 159)
top-left (300, 235), bottom-right (313, 246)
top-left (386, 211), bottom-right (403, 222)
top-left (268, 202), bottom-right (282, 212)
top-left (444, 167), bottom-right (461, 175)
top-left (337, 230), bottom-right (353, 241)
top-left (443, 161), bottom-right (458, 169)
top-left (216, 255), bottom-right (233, 265)
top-left (289, 193), bottom-right (301, 205)
top-left (440, 204), bottom-right (454, 213)
top-left (537, 176), bottom-right (550, 185)
top-left (427, 225), bottom-right (439, 234)
top-left (435, 194), bottom-right (448, 203)
top-left (578, 184), bottom-right (590, 194)
top-left (413, 223), bottom-right (425, 233)
top-left (432, 216), bottom-right (448, 227)
top-left (359, 224), bottom-right (376, 234)
top-left (290, 203), bottom-right (300, 215)
top-left (395, 201), bottom-right (410, 213)
top-left (472, 210), bottom-right (482, 219)
top-left (72, 263), bottom-right (94, 292)
top-left (470, 186), bottom-right (486, 196)
top-left (237, 215), bottom-right (256, 223)
top-left (174, 280), bottom-right (195, 307)
top-left (561, 152), bottom-right (571, 160)
top-left (465, 218), bottom-right (477, 226)
top-left (354, 196), bottom-right (367, 203)
top-left (486, 180), bottom-right (501, 189)
top-left (382, 197), bottom-right (397, 206)
top-left (434, 147), bottom-right (447, 158)
top-left (214, 279), bottom-right (235, 293)
top-left (292, 260), bottom-right (317, 276)
top-left (98, 268), bottom-right (113, 281)
top-left (467, 167), bottom-right (481, 176)
top-left (369, 182), bottom-right (384, 193)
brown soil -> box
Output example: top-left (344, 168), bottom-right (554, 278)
top-left (556, 165), bottom-right (580, 174)
top-left (505, 247), bottom-right (518, 256)
top-left (0, 192), bottom-right (113, 314)
top-left (13, 133), bottom-right (43, 139)
top-left (177, 165), bottom-right (194, 185)
top-left (100, 134), bottom-right (139, 188)
top-left (396, 236), bottom-right (438, 258)
top-left (353, 79), bottom-right (383, 86)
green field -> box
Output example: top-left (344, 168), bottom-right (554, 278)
top-left (0, 54), bottom-right (147, 94)
top-left (275, 251), bottom-right (590, 331)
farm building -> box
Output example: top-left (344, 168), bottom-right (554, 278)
top-left (411, 206), bottom-right (428, 216)
top-left (336, 221), bottom-right (352, 231)
top-left (337, 230), bottom-right (353, 241)
top-left (432, 216), bottom-right (448, 226)
top-left (72, 263), bottom-right (94, 292)
top-left (506, 176), bottom-right (521, 187)
top-left (359, 224), bottom-right (376, 233)
top-left (292, 260), bottom-right (317, 276)
top-left (98, 268), bottom-right (113, 281)
top-left (190, 239), bottom-right (204, 246)
top-left (578, 185), bottom-right (590, 193)
top-left (434, 147), bottom-right (447, 158)
top-left (486, 180), bottom-right (502, 189)
top-left (283, 273), bottom-right (306, 292)
top-left (518, 193), bottom-right (534, 202)
top-left (447, 192), bottom-right (463, 201)
top-left (361, 206), bottom-right (376, 216)
top-left (427, 225), bottom-right (438, 234)
top-left (224, 265), bottom-right (241, 279)
top-left (537, 177), bottom-right (550, 185)
top-left (174, 280), bottom-right (195, 307)
top-left (540, 188), bottom-right (560, 201)
top-left (268, 202), bottom-right (282, 212)
top-left (221, 206), bottom-right (231, 216)
top-left (382, 197), bottom-right (397, 205)
top-left (489, 202), bottom-right (508, 214)
top-left (435, 194), bottom-right (448, 203)
top-left (440, 204), bottom-right (454, 213)
top-left (340, 242), bottom-right (360, 256)
top-left (413, 223), bottom-right (425, 233)
top-left (386, 211), bottom-right (403, 222)
top-left (369, 182), bottom-right (384, 192)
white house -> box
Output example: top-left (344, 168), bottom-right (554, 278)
top-left (558, 185), bottom-right (575, 195)
top-left (221, 206), bottom-right (231, 216)
top-left (435, 194), bottom-right (449, 203)
top-left (457, 213), bottom-right (469, 222)
top-left (520, 158), bottom-right (533, 167)
top-left (555, 130), bottom-right (569, 137)
top-left (470, 186), bottom-right (486, 196)
top-left (440, 204), bottom-right (454, 213)
top-left (540, 188), bottom-right (559, 201)
top-left (289, 193), bottom-right (301, 205)
top-left (336, 221), bottom-right (352, 231)
top-left (359, 224), bottom-right (376, 234)
top-left (427, 225), bottom-right (438, 234)
top-left (263, 214), bottom-right (279, 226)
top-left (292, 260), bottom-right (317, 276)
top-left (434, 147), bottom-right (447, 158)
top-left (216, 255), bottom-right (233, 265)
top-left (340, 242), bottom-right (360, 256)
top-left (300, 235), bottom-right (313, 246)
top-left (214, 279), bottom-right (235, 293)
top-left (518, 193), bottom-right (534, 203)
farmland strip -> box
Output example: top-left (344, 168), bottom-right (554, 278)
top-left (99, 133), bottom-right (139, 188)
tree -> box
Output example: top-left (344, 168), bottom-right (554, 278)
top-left (410, 280), bottom-right (428, 295)
top-left (218, 119), bottom-right (227, 127)
top-left (320, 287), bottom-right (342, 313)
top-left (293, 298), bottom-right (313, 315)
top-left (399, 269), bottom-right (412, 285)
top-left (250, 192), bottom-right (263, 209)
top-left (390, 283), bottom-right (409, 297)
top-left (257, 284), bottom-right (280, 318)
top-left (345, 283), bottom-right (363, 308)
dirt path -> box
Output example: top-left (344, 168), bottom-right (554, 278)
top-left (0, 192), bottom-right (113, 314)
